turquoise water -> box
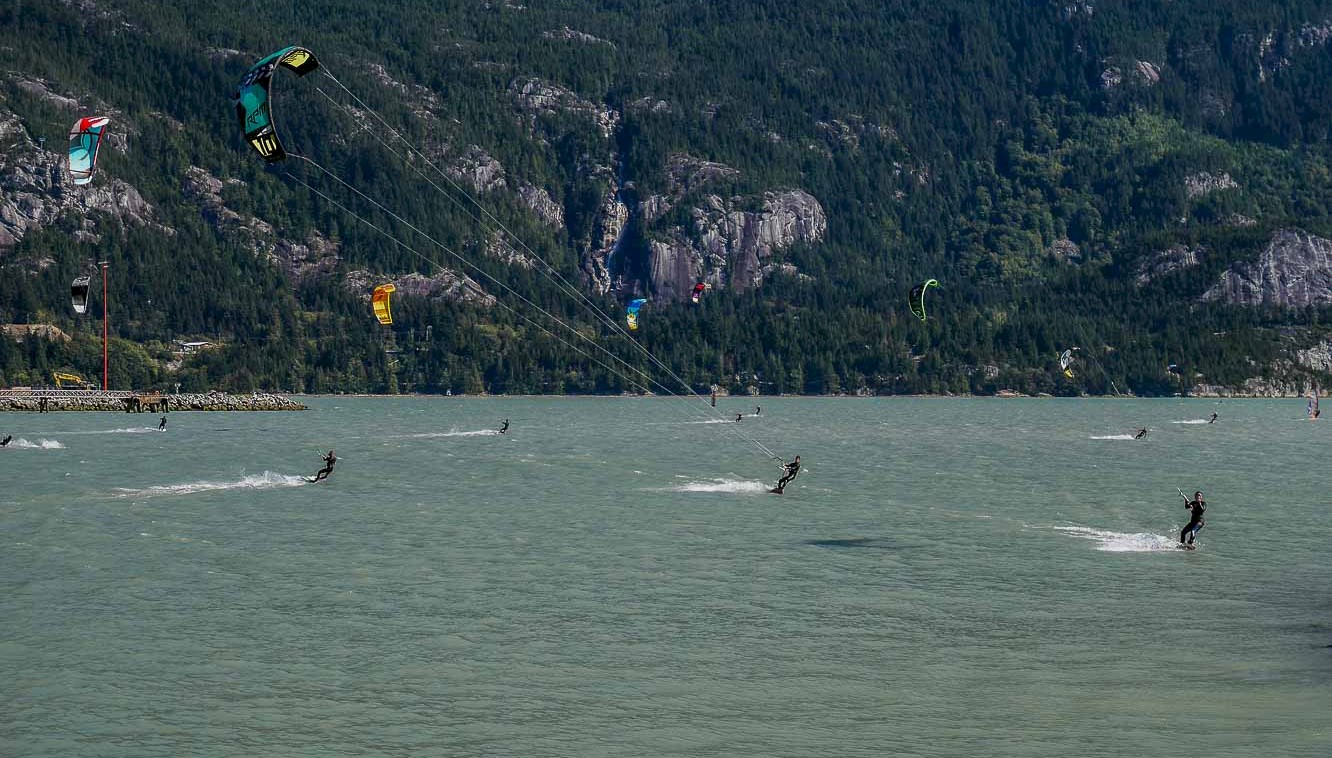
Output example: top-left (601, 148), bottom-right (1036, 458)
top-left (2, 398), bottom-right (1329, 757)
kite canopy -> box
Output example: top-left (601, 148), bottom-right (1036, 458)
top-left (691, 282), bottom-right (707, 304)
top-left (70, 275), bottom-right (91, 314)
top-left (372, 283), bottom-right (395, 325)
top-left (908, 279), bottom-right (938, 321)
top-left (68, 117), bottom-right (111, 186)
top-left (626, 298), bottom-right (647, 331)
top-left (233, 46), bottom-right (320, 163)
top-left (1059, 347), bottom-right (1080, 379)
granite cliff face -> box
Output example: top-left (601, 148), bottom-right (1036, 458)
top-left (580, 179), bottom-right (629, 295)
top-left (647, 190), bottom-right (826, 299)
top-left (0, 107), bottom-right (160, 253)
top-left (344, 268), bottom-right (494, 308)
top-left (181, 166), bottom-right (340, 285)
top-left (1201, 229), bottom-right (1332, 308)
top-left (1135, 244), bottom-right (1203, 286)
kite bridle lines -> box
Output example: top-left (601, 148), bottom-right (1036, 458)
top-left (289, 64), bottom-right (782, 464)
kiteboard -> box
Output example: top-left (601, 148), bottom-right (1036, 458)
top-left (1177, 544), bottom-right (1196, 550)
top-left (768, 488), bottom-right (784, 495)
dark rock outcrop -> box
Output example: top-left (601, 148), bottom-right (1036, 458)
top-left (518, 184), bottom-right (564, 229)
top-left (1136, 244), bottom-right (1203, 286)
top-left (510, 77), bottom-right (620, 138)
top-left (1, 106), bottom-right (162, 250)
top-left (344, 268), bottom-right (495, 307)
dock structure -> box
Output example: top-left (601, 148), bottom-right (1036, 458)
top-left (0, 389), bottom-right (306, 412)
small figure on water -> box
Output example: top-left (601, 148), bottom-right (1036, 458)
top-left (1134, 427), bottom-right (1148, 439)
top-left (500, 419), bottom-right (509, 435)
top-left (735, 413), bottom-right (743, 423)
top-left (311, 450), bottom-right (337, 483)
top-left (158, 416), bottom-right (167, 432)
top-left (772, 455), bottom-right (801, 494)
top-left (1180, 490), bottom-right (1206, 547)
top-left (754, 406), bottom-right (761, 416)
top-left (0, 434), bottom-right (11, 447)
top-left (1208, 412), bottom-right (1218, 424)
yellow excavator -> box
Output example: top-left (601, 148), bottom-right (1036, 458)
top-left (53, 371), bottom-right (97, 390)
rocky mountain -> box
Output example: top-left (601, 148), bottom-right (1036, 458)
top-left (4, 0), bottom-right (1332, 396)
top-left (1202, 230), bottom-right (1332, 309)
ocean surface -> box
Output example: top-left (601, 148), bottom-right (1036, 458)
top-left (2, 397), bottom-right (1328, 757)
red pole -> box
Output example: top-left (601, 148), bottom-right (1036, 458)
top-left (101, 261), bottom-right (108, 391)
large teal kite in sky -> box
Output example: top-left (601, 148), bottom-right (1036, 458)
top-left (233, 46), bottom-right (320, 163)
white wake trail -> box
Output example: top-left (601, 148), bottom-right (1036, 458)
top-left (115, 471), bottom-right (309, 498)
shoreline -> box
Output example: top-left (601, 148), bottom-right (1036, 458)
top-left (0, 391), bottom-right (306, 412)
top-left (290, 392), bottom-right (1307, 400)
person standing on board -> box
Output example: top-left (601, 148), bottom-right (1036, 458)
top-left (773, 456), bottom-right (801, 494)
top-left (1180, 491), bottom-right (1206, 546)
top-left (311, 450), bottom-right (337, 482)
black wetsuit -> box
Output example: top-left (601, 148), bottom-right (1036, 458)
top-left (1208, 414), bottom-right (1218, 424)
top-left (735, 414), bottom-right (743, 422)
top-left (1181, 500), bottom-right (1206, 544)
top-left (1135, 429), bottom-right (1148, 439)
top-left (313, 453), bottom-right (337, 482)
top-left (158, 417), bottom-right (167, 431)
top-left (500, 420), bottom-right (509, 434)
top-left (775, 460), bottom-right (801, 491)
top-left (0, 435), bottom-right (10, 447)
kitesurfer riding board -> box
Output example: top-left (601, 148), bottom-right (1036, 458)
top-left (771, 456), bottom-right (801, 494)
top-left (309, 450), bottom-right (337, 483)
top-left (1179, 489), bottom-right (1206, 547)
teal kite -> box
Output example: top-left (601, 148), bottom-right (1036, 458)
top-left (233, 46), bottom-right (320, 163)
top-left (68, 116), bottom-right (111, 185)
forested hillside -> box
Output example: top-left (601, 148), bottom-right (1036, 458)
top-left (3, 0), bottom-right (1332, 396)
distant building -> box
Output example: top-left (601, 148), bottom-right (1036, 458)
top-left (174, 340), bottom-right (215, 355)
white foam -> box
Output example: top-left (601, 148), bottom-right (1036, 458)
top-left (1171, 419), bottom-right (1209, 425)
top-left (403, 429), bottom-right (501, 438)
top-left (67, 427), bottom-right (158, 435)
top-left (1089, 434), bottom-right (1136, 440)
top-left (1048, 525), bottom-right (1183, 552)
top-left (686, 419), bottom-right (734, 425)
top-left (665, 478), bottom-right (771, 494)
top-left (115, 471), bottom-right (309, 498)
top-left (5, 438), bottom-right (65, 449)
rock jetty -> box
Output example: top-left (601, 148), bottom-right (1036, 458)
top-left (0, 391), bottom-right (306, 412)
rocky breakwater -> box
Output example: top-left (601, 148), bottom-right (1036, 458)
top-left (0, 391), bottom-right (306, 412)
top-left (169, 392), bottom-right (307, 411)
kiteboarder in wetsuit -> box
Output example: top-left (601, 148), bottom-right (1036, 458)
top-left (312, 450), bottom-right (337, 482)
top-left (500, 419), bottom-right (509, 434)
top-left (1208, 412), bottom-right (1218, 424)
top-left (755, 406), bottom-right (761, 415)
top-left (773, 456), bottom-right (801, 493)
top-left (1180, 491), bottom-right (1206, 546)
top-left (158, 416), bottom-right (167, 432)
top-left (0, 434), bottom-right (11, 447)
top-left (1134, 428), bottom-right (1148, 439)
top-left (735, 413), bottom-right (743, 423)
